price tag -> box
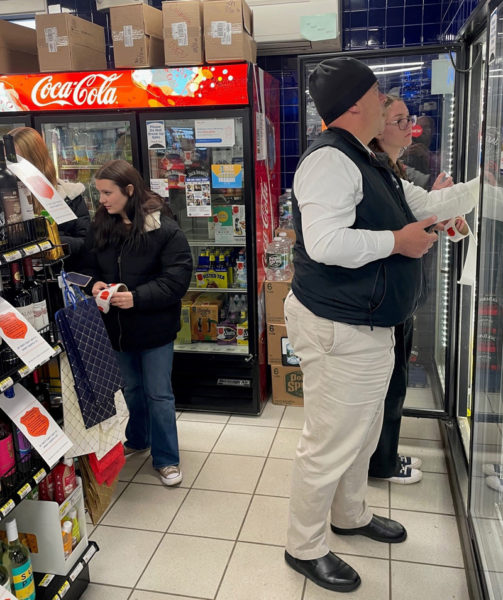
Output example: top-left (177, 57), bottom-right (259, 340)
top-left (57, 581), bottom-right (70, 598)
top-left (38, 240), bottom-right (52, 251)
top-left (33, 468), bottom-right (47, 484)
top-left (2, 250), bottom-right (23, 263)
top-left (0, 378), bottom-right (14, 393)
top-left (17, 365), bottom-right (31, 378)
top-left (38, 573), bottom-right (55, 587)
top-left (51, 594), bottom-right (60, 600)
top-left (17, 482), bottom-right (31, 500)
top-left (52, 345), bottom-right (62, 356)
top-left (68, 561), bottom-right (83, 582)
top-left (23, 244), bottom-right (40, 256)
top-left (59, 499), bottom-right (70, 518)
top-left (0, 499), bottom-right (15, 517)
top-left (82, 544), bottom-right (97, 563)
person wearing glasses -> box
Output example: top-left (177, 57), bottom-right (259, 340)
top-left (283, 58), bottom-right (479, 593)
top-left (401, 114), bottom-right (440, 189)
top-left (368, 95), bottom-right (456, 484)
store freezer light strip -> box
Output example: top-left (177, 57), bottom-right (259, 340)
top-left (372, 67), bottom-right (423, 76)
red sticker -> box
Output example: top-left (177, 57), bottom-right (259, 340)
top-left (20, 407), bottom-right (49, 437)
top-left (0, 312), bottom-right (28, 339)
top-left (26, 175), bottom-right (54, 199)
top-left (100, 291), bottom-right (110, 300)
top-left (411, 124), bottom-right (423, 138)
top-left (447, 227), bottom-right (456, 237)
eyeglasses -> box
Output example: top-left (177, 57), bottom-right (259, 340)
top-left (386, 115), bottom-right (417, 130)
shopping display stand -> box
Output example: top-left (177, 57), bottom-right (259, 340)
top-left (0, 216), bottom-right (99, 599)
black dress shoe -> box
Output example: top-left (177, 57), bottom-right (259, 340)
top-left (331, 515), bottom-right (407, 543)
top-left (284, 550), bottom-right (361, 593)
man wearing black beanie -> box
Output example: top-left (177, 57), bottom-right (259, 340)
top-left (283, 56), bottom-right (480, 593)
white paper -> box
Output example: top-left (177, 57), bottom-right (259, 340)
top-left (146, 121), bottom-right (166, 149)
top-left (458, 231), bottom-right (477, 286)
top-left (150, 178), bottom-right (170, 198)
top-left (0, 298), bottom-right (53, 370)
top-left (0, 585), bottom-right (16, 600)
top-left (6, 157), bottom-right (77, 225)
top-left (195, 119), bottom-right (235, 147)
top-left (0, 384), bottom-right (72, 468)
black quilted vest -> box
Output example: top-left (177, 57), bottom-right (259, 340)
top-left (291, 127), bottom-right (423, 328)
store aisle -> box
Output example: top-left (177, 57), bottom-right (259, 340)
top-left (81, 402), bottom-right (470, 600)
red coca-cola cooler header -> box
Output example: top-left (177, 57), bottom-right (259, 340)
top-left (0, 64), bottom-right (250, 113)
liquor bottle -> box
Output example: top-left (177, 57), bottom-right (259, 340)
top-left (0, 140), bottom-right (19, 249)
top-left (0, 421), bottom-right (15, 491)
top-left (3, 135), bottom-right (35, 239)
top-left (23, 257), bottom-right (48, 330)
top-left (26, 370), bottom-right (50, 411)
top-left (7, 263), bottom-right (33, 328)
top-left (3, 518), bottom-right (36, 600)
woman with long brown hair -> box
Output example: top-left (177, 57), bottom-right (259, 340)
top-left (82, 159), bottom-right (192, 486)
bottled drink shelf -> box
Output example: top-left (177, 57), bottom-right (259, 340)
top-left (33, 541), bottom-right (99, 600)
top-left (0, 460), bottom-right (50, 522)
top-left (0, 344), bottom-right (62, 395)
top-left (188, 286), bottom-right (248, 293)
top-left (174, 342), bottom-right (249, 355)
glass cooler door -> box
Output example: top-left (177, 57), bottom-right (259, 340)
top-left (140, 111), bottom-right (252, 357)
top-left (468, 5), bottom-right (503, 598)
top-left (33, 114), bottom-right (138, 218)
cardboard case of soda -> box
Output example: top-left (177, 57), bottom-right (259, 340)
top-left (271, 365), bottom-right (303, 406)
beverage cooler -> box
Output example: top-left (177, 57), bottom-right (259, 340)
top-left (0, 64), bottom-right (280, 415)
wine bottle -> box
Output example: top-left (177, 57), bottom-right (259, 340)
top-left (3, 135), bottom-right (35, 240)
top-left (3, 518), bottom-right (35, 600)
top-left (7, 262), bottom-right (33, 328)
top-left (0, 140), bottom-right (18, 249)
top-left (27, 370), bottom-right (50, 411)
top-left (23, 257), bottom-right (48, 330)
top-left (0, 421), bottom-right (15, 491)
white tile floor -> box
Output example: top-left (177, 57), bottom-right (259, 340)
top-left (81, 401), bottom-right (470, 600)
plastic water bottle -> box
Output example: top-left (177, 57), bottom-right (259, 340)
top-left (266, 236), bottom-right (292, 281)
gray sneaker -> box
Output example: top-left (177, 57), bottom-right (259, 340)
top-left (158, 465), bottom-right (183, 486)
top-left (124, 446), bottom-right (149, 458)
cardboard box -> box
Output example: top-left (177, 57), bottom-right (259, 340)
top-left (163, 0), bottom-right (203, 66)
top-left (191, 292), bottom-right (224, 341)
top-left (203, 0), bottom-right (256, 63)
top-left (0, 20), bottom-right (38, 74)
top-left (36, 13), bottom-right (106, 72)
top-left (265, 279), bottom-right (291, 323)
top-left (96, 0), bottom-right (147, 9)
top-left (271, 365), bottom-right (303, 406)
top-left (1, 481), bottom-right (88, 576)
top-left (111, 3), bottom-right (164, 68)
top-left (267, 322), bottom-right (299, 366)
top-left (176, 292), bottom-right (200, 345)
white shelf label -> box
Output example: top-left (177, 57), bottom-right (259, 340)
top-left (34, 468), bottom-right (47, 484)
top-left (0, 499), bottom-right (15, 517)
top-left (17, 482), bottom-right (31, 500)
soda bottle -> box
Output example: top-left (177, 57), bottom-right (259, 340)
top-left (266, 237), bottom-right (292, 281)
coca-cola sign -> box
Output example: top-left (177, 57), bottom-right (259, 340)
top-left (31, 73), bottom-right (122, 108)
top-left (0, 65), bottom-right (250, 112)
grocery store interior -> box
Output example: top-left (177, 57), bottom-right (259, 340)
top-left (0, 0), bottom-right (501, 599)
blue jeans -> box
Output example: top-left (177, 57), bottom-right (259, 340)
top-left (115, 342), bottom-right (179, 469)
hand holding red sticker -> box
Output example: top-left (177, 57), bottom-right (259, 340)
top-left (95, 283), bottom-right (128, 313)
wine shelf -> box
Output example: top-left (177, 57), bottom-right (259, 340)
top-left (0, 344), bottom-right (62, 395)
top-left (0, 462), bottom-right (50, 521)
top-left (34, 541), bottom-right (99, 600)
top-left (0, 240), bottom-right (53, 265)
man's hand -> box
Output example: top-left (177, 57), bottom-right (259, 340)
top-left (92, 281), bottom-right (108, 297)
top-left (392, 216), bottom-right (438, 258)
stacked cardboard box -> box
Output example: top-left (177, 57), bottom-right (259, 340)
top-left (110, 3), bottom-right (164, 68)
top-left (163, 0), bottom-right (204, 66)
top-left (203, 0), bottom-right (256, 64)
top-left (36, 13), bottom-right (106, 72)
top-left (265, 279), bottom-right (303, 406)
top-left (0, 20), bottom-right (38, 74)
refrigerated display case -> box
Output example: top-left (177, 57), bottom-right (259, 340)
top-left (33, 114), bottom-right (138, 218)
top-left (0, 64), bottom-right (280, 414)
top-left (299, 47), bottom-right (461, 417)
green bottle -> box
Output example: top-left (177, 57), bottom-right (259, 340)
top-left (3, 518), bottom-right (35, 600)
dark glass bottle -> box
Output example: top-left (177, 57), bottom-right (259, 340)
top-left (23, 257), bottom-right (48, 331)
top-left (27, 370), bottom-right (51, 411)
top-left (0, 140), bottom-right (19, 249)
top-left (7, 262), bottom-right (33, 328)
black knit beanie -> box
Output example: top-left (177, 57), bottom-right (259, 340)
top-left (309, 57), bottom-right (377, 124)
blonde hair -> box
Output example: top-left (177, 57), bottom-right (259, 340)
top-left (8, 127), bottom-right (58, 187)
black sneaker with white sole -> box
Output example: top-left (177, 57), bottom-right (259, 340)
top-left (399, 455), bottom-right (422, 470)
top-left (384, 464), bottom-right (422, 484)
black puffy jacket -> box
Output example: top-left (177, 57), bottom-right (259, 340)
top-left (82, 212), bottom-right (192, 352)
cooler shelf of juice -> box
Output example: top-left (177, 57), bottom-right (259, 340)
top-left (33, 541), bottom-right (99, 600)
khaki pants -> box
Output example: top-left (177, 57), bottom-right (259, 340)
top-left (284, 292), bottom-right (395, 559)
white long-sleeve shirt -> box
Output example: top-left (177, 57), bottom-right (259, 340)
top-left (293, 145), bottom-right (480, 269)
